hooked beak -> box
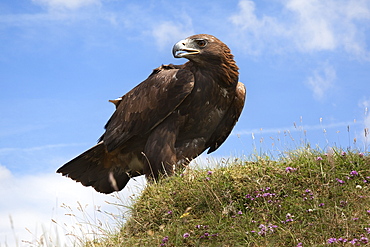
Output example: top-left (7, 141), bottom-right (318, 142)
top-left (172, 39), bottom-right (200, 58)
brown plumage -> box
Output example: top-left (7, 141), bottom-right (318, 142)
top-left (57, 34), bottom-right (246, 194)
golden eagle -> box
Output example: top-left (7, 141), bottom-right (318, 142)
top-left (57, 34), bottom-right (246, 193)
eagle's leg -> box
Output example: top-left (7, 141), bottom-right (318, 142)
top-left (142, 121), bottom-right (178, 181)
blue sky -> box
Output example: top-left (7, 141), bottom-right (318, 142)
top-left (1, 0), bottom-right (370, 245)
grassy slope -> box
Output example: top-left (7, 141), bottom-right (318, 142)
top-left (87, 149), bottom-right (370, 247)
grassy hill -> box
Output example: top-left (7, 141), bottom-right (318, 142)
top-left (85, 148), bottom-right (370, 246)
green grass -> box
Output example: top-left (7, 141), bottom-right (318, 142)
top-left (81, 148), bottom-right (370, 246)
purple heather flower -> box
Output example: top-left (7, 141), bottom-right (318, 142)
top-left (207, 171), bottom-right (213, 175)
top-left (336, 178), bottom-right (345, 184)
top-left (183, 233), bottom-right (190, 238)
top-left (350, 170), bottom-right (359, 176)
top-left (319, 203), bottom-right (325, 207)
top-left (167, 210), bottom-right (173, 214)
top-left (365, 227), bottom-right (370, 234)
top-left (238, 211), bottom-right (243, 215)
top-left (341, 151), bottom-right (347, 156)
top-left (316, 156), bottom-right (323, 161)
top-left (204, 232), bottom-right (209, 237)
top-left (359, 152), bottom-right (364, 157)
top-left (296, 243), bottom-right (303, 247)
top-left (349, 238), bottom-right (358, 244)
top-left (360, 237), bottom-right (369, 244)
top-left (367, 210), bottom-right (370, 214)
top-left (162, 236), bottom-right (169, 243)
top-left (285, 167), bottom-right (297, 172)
top-left (337, 238), bottom-right (347, 243)
top-left (327, 238), bottom-right (337, 244)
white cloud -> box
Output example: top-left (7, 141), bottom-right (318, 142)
top-left (0, 165), bottom-right (146, 247)
top-left (306, 63), bottom-right (336, 100)
top-left (229, 0), bottom-right (286, 55)
top-left (151, 20), bottom-right (194, 51)
top-left (285, 0), bottom-right (336, 51)
top-left (230, 0), bottom-right (370, 59)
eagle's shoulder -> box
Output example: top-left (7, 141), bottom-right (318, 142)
top-left (101, 65), bottom-right (194, 152)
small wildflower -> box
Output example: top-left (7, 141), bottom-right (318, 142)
top-left (356, 185), bottom-right (363, 189)
top-left (336, 178), bottom-right (345, 184)
top-left (316, 156), bottom-right (323, 161)
top-left (349, 238), bottom-right (358, 244)
top-left (359, 152), bottom-right (364, 157)
top-left (319, 203), bottom-right (325, 207)
top-left (183, 233), bottom-right (190, 238)
top-left (257, 223), bottom-right (277, 236)
top-left (338, 238), bottom-right (348, 243)
top-left (286, 213), bottom-right (293, 218)
top-left (285, 167), bottom-right (297, 172)
top-left (360, 237), bottom-right (369, 244)
top-left (207, 171), bottom-right (213, 175)
top-left (350, 170), bottom-right (359, 176)
top-left (307, 208), bottom-right (314, 212)
top-left (162, 236), bottom-right (169, 243)
top-left (296, 243), bottom-right (303, 247)
top-left (180, 212), bottom-right (190, 218)
top-left (352, 217), bottom-right (359, 221)
top-left (237, 211), bottom-right (243, 215)
top-left (167, 210), bottom-right (173, 214)
top-left (365, 227), bottom-right (370, 234)
top-left (327, 238), bottom-right (337, 244)
top-left (367, 210), bottom-right (370, 214)
top-left (205, 177), bottom-right (210, 180)
top-left (341, 151), bottom-right (347, 156)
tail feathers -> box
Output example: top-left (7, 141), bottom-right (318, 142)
top-left (57, 142), bottom-right (130, 194)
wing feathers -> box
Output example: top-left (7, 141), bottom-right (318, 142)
top-left (102, 68), bottom-right (194, 152)
top-left (207, 82), bottom-right (246, 153)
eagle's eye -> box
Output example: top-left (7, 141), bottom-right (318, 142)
top-left (196, 39), bottom-right (207, 48)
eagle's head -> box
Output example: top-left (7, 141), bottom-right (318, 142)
top-left (172, 34), bottom-right (232, 65)
top-left (172, 34), bottom-right (238, 85)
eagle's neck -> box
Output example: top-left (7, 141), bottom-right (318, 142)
top-left (185, 52), bottom-right (239, 88)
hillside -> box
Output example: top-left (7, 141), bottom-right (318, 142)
top-left (86, 148), bottom-right (370, 246)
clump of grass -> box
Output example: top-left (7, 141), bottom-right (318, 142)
top-left (86, 148), bottom-right (370, 246)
